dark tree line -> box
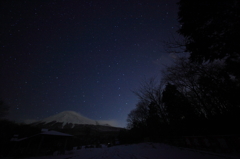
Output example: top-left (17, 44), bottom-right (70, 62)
top-left (124, 0), bottom-right (240, 143)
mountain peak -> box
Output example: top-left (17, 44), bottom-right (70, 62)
top-left (38, 111), bottom-right (103, 127)
top-left (30, 111), bottom-right (119, 129)
top-left (30, 111), bottom-right (125, 132)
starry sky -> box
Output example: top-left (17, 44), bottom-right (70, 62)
top-left (1, 0), bottom-right (180, 127)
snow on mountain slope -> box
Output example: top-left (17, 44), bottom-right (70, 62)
top-left (41, 111), bottom-right (96, 125)
top-left (35, 111), bottom-right (111, 127)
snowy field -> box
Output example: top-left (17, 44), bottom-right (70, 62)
top-left (22, 143), bottom-right (238, 159)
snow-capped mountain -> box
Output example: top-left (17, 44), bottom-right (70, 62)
top-left (32, 111), bottom-right (113, 128)
top-left (41, 111), bottom-right (96, 125)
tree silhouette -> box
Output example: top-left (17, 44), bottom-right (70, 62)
top-left (126, 0), bottom-right (240, 141)
top-left (146, 102), bottom-right (162, 138)
top-left (132, 78), bottom-right (167, 124)
top-left (178, 0), bottom-right (240, 64)
top-left (163, 57), bottom-right (240, 118)
top-left (162, 83), bottom-right (195, 124)
top-left (127, 102), bottom-right (148, 130)
top-left (127, 78), bottom-right (169, 139)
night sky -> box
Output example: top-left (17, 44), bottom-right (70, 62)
top-left (1, 0), bottom-right (179, 127)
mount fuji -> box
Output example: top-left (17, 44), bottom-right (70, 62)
top-left (31, 111), bottom-right (116, 129)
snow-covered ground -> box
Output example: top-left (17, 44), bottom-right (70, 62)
top-left (21, 143), bottom-right (239, 159)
